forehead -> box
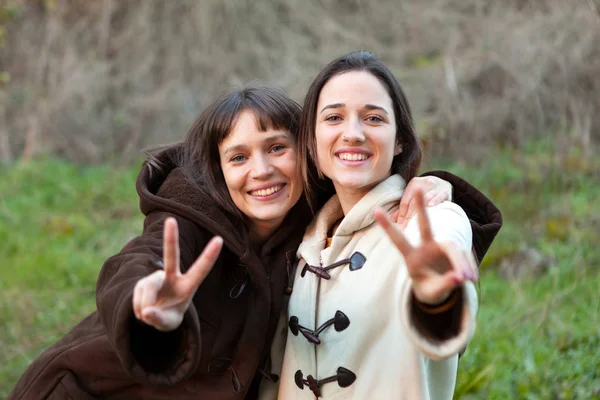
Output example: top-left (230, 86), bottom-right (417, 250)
top-left (318, 71), bottom-right (392, 109)
top-left (221, 110), bottom-right (292, 145)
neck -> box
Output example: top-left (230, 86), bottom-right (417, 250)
top-left (248, 218), bottom-right (283, 252)
top-left (334, 184), bottom-right (369, 215)
top-left (333, 174), bottom-right (393, 215)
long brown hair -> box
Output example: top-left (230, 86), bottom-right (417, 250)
top-left (298, 51), bottom-right (422, 209)
top-left (151, 84), bottom-right (302, 220)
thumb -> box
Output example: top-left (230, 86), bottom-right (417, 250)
top-left (430, 270), bottom-right (465, 301)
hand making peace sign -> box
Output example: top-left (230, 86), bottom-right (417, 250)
top-left (374, 190), bottom-right (478, 306)
top-left (133, 217), bottom-right (223, 332)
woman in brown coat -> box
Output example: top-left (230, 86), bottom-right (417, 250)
top-left (8, 85), bottom-right (501, 400)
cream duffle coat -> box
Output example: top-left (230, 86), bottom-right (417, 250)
top-left (261, 174), bottom-right (478, 400)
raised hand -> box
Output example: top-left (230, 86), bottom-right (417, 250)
top-left (133, 217), bottom-right (223, 332)
top-left (374, 190), bottom-right (477, 305)
top-left (395, 176), bottom-right (452, 228)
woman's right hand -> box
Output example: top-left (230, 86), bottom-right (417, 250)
top-left (133, 217), bottom-right (223, 332)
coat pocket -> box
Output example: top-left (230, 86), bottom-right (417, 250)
top-left (48, 371), bottom-right (97, 400)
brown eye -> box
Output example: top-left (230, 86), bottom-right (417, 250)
top-left (366, 115), bottom-right (384, 123)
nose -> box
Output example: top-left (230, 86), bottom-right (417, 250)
top-left (250, 154), bottom-right (275, 179)
top-left (342, 117), bottom-right (365, 143)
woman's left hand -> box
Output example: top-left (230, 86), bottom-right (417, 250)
top-left (374, 190), bottom-right (477, 305)
top-left (395, 176), bottom-right (452, 228)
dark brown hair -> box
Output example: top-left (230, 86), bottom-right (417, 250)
top-left (298, 50), bottom-right (422, 209)
top-left (175, 84), bottom-right (301, 220)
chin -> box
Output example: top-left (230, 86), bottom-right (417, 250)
top-left (255, 209), bottom-right (288, 223)
top-left (337, 176), bottom-right (374, 190)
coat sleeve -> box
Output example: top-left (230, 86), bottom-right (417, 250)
top-left (95, 211), bottom-right (205, 385)
top-left (419, 170), bottom-right (503, 264)
top-left (399, 202), bottom-right (478, 361)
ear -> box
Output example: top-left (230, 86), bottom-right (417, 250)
top-left (394, 142), bottom-right (403, 156)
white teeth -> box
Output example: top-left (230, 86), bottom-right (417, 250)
top-left (338, 153), bottom-right (369, 161)
top-left (250, 185), bottom-right (283, 197)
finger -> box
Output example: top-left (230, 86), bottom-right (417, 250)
top-left (422, 190), bottom-right (436, 207)
top-left (434, 270), bottom-right (466, 297)
top-left (141, 306), bottom-right (180, 332)
top-left (140, 306), bottom-right (162, 329)
top-left (373, 208), bottom-right (414, 256)
top-left (183, 236), bottom-right (224, 294)
top-left (443, 245), bottom-right (477, 282)
top-left (140, 275), bottom-right (161, 310)
top-left (428, 192), bottom-right (449, 207)
top-left (464, 250), bottom-right (479, 281)
top-left (412, 268), bottom-right (465, 304)
top-left (402, 201), bottom-right (417, 230)
top-left (414, 190), bottom-right (434, 242)
top-left (397, 181), bottom-right (415, 224)
top-left (163, 217), bottom-right (180, 277)
top-left (469, 251), bottom-right (479, 281)
top-left (133, 281), bottom-right (143, 319)
top-left (135, 270), bottom-right (165, 311)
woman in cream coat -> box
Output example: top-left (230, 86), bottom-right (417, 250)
top-left (262, 51), bottom-right (484, 400)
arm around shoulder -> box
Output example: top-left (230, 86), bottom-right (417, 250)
top-left (420, 170), bottom-right (503, 263)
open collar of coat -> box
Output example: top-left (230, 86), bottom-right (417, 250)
top-left (297, 174), bottom-right (406, 264)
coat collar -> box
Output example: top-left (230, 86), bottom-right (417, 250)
top-left (298, 174), bottom-right (406, 263)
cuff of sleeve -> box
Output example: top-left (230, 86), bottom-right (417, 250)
top-left (105, 281), bottom-right (202, 385)
top-left (400, 281), bottom-right (478, 361)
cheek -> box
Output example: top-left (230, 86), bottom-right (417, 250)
top-left (379, 130), bottom-right (398, 157)
top-left (221, 166), bottom-right (242, 195)
top-left (314, 132), bottom-right (331, 165)
top-left (279, 153), bottom-right (299, 179)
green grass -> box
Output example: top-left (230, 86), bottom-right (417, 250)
top-left (0, 159), bottom-right (144, 394)
top-left (426, 141), bottom-right (600, 399)
top-left (1, 142), bottom-right (599, 398)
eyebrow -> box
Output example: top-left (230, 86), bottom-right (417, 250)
top-left (222, 134), bottom-right (290, 155)
top-left (320, 103), bottom-right (389, 115)
top-left (364, 104), bottom-right (389, 114)
top-left (320, 103), bottom-right (345, 113)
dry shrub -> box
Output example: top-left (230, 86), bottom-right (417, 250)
top-left (0, 0), bottom-right (598, 163)
top-left (424, 0), bottom-right (600, 159)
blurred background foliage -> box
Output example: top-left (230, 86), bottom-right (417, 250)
top-left (0, 0), bottom-right (599, 398)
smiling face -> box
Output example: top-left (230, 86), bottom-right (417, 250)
top-left (315, 71), bottom-right (401, 209)
top-left (219, 110), bottom-right (303, 239)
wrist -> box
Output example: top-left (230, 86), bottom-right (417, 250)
top-left (413, 288), bottom-right (460, 315)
